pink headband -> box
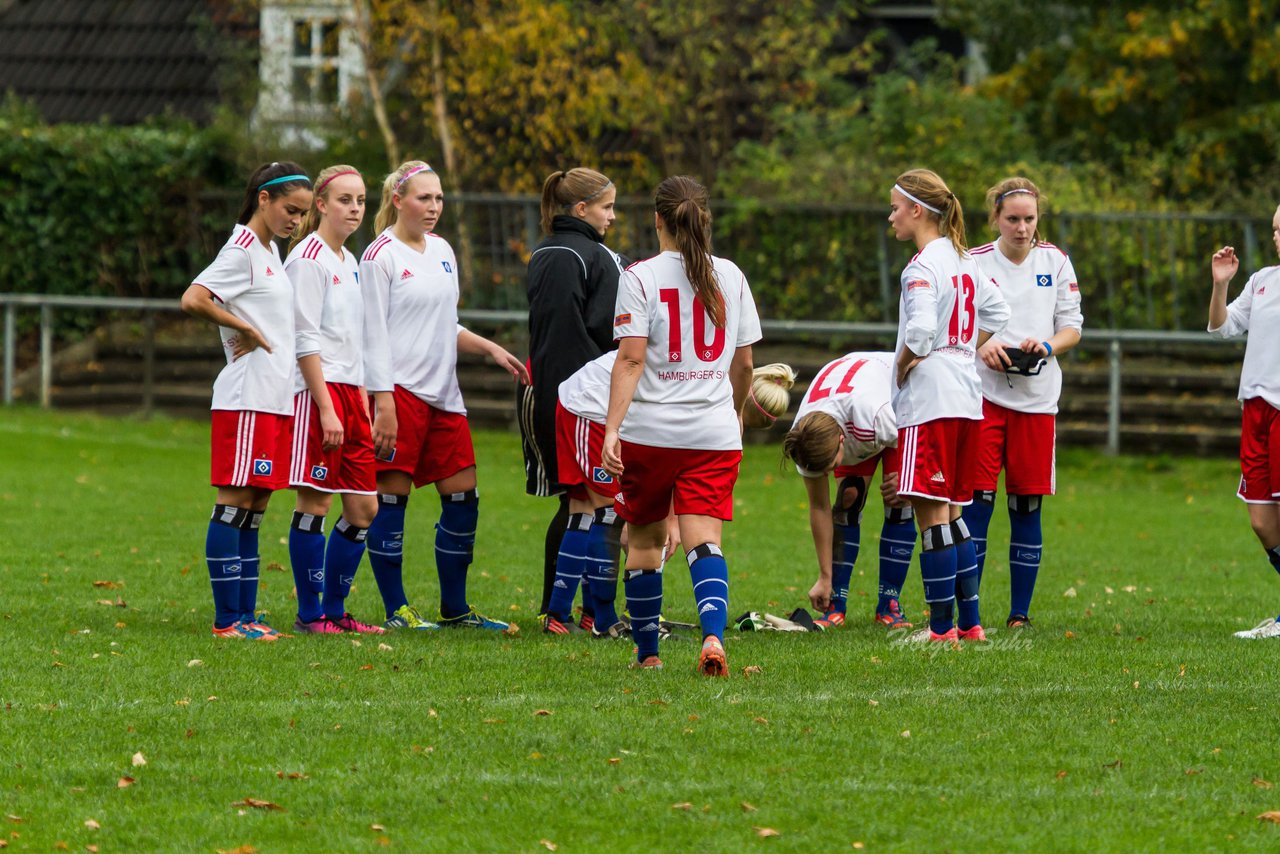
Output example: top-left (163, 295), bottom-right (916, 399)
top-left (395, 164), bottom-right (433, 192)
top-left (747, 385), bottom-right (778, 424)
top-left (315, 170), bottom-right (360, 195)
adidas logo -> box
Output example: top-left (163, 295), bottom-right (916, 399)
top-left (553, 579), bottom-right (567, 589)
top-left (332, 274), bottom-right (341, 285)
top-left (930, 471), bottom-right (946, 483)
top-left (400, 269), bottom-right (414, 280)
top-left (266, 267), bottom-right (274, 276)
top-left (699, 602), bottom-right (716, 614)
top-left (637, 622), bottom-right (660, 632)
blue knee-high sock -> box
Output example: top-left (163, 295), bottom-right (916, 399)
top-left (323, 517), bottom-right (368, 620)
top-left (964, 490), bottom-right (997, 576)
top-left (366, 493), bottom-right (408, 619)
top-left (436, 490), bottom-right (478, 619)
top-left (585, 506), bottom-right (622, 629)
top-left (1267, 544), bottom-right (1280, 575)
top-left (831, 518), bottom-right (859, 615)
top-left (953, 518), bottom-right (981, 631)
top-left (546, 513), bottom-right (592, 621)
top-left (625, 568), bottom-right (663, 661)
top-left (1008, 496), bottom-right (1044, 620)
top-left (289, 511), bottom-right (326, 622)
top-left (878, 507), bottom-right (915, 612)
top-left (688, 544), bottom-right (729, 641)
top-left (237, 511), bottom-right (264, 621)
top-left (919, 523), bottom-right (957, 635)
top-left (207, 505), bottom-right (246, 629)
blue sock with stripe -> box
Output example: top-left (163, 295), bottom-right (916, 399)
top-left (436, 490), bottom-right (478, 619)
top-left (625, 568), bottom-right (663, 661)
top-left (547, 513), bottom-right (591, 622)
top-left (963, 490), bottom-right (996, 576)
top-left (688, 543), bottom-right (729, 641)
top-left (1008, 495), bottom-right (1043, 620)
top-left (289, 511), bottom-right (325, 623)
top-left (953, 518), bottom-right (981, 631)
top-left (585, 506), bottom-right (623, 630)
top-left (322, 517), bottom-right (368, 620)
top-left (237, 511), bottom-right (264, 621)
top-left (831, 519), bottom-right (859, 615)
top-left (878, 507), bottom-right (915, 612)
top-left (919, 523), bottom-right (957, 635)
top-left (206, 505), bottom-right (246, 629)
top-left (366, 493), bottom-right (408, 619)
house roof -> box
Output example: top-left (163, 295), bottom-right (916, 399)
top-left (0, 0), bottom-right (248, 124)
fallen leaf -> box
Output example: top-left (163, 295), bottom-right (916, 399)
top-left (741, 665), bottom-right (763, 677)
top-left (131, 752), bottom-right (146, 767)
top-left (1104, 586), bottom-right (1114, 594)
top-left (3, 817), bottom-right (18, 824)
top-left (528, 752), bottom-right (543, 760)
top-left (377, 643), bottom-right (393, 651)
top-left (539, 841), bottom-right (557, 852)
top-left (648, 699), bottom-right (667, 706)
top-left (482, 718), bottom-right (505, 724)
top-left (687, 714), bottom-right (700, 721)
top-left (1254, 777), bottom-right (1274, 790)
top-left (671, 802), bottom-right (692, 811)
top-left (502, 623), bottom-right (520, 637)
top-left (114, 622), bottom-right (126, 629)
top-left (275, 772), bottom-right (308, 780)
top-left (116, 776), bottom-right (134, 788)
top-left (92, 581), bottom-right (120, 589)
top-left (370, 824), bottom-right (385, 832)
top-left (1056, 770), bottom-right (1068, 779)
top-left (1185, 768), bottom-right (1201, 776)
top-left (359, 664), bottom-right (374, 671)
top-left (1122, 585), bottom-right (1137, 593)
top-left (901, 730), bottom-right (911, 738)
top-left (1258, 811), bottom-right (1280, 823)
top-left (1062, 587), bottom-right (1077, 598)
top-left (265, 562), bottom-right (286, 573)
top-left (754, 827), bottom-right (781, 838)
top-left (54, 842), bottom-right (68, 851)
top-left (1103, 760), bottom-right (1122, 770)
top-left (187, 659), bottom-right (203, 668)
top-left (1064, 631), bottom-right (1075, 639)
top-left (232, 798), bottom-right (284, 812)
top-left (428, 708), bottom-right (438, 718)
top-left (86, 846), bottom-right (99, 853)
top-left (753, 717), bottom-right (769, 725)
top-left (533, 709), bottom-right (553, 716)
top-left (868, 699), bottom-right (879, 707)
top-left (84, 819), bottom-right (99, 830)
top-left (215, 846), bottom-right (257, 854)
top-left (175, 698), bottom-right (190, 706)
top-left (608, 757), bottom-right (621, 765)
top-left (741, 802), bottom-right (757, 812)
top-left (853, 843), bottom-right (865, 850)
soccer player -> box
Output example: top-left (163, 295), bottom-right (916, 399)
top-left (889, 168), bottom-right (1009, 643)
top-left (781, 352), bottom-right (917, 629)
top-left (519, 168), bottom-right (627, 629)
top-left (361, 160), bottom-right (530, 631)
top-left (964, 177), bottom-right (1084, 629)
top-left (602, 175), bottom-right (762, 675)
top-left (1209, 218), bottom-right (1280, 638)
top-left (180, 161), bottom-right (312, 640)
top-left (283, 165), bottom-right (384, 635)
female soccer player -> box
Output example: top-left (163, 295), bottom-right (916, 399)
top-left (361, 160), bottom-right (529, 631)
top-left (782, 352), bottom-right (917, 629)
top-left (602, 175), bottom-right (762, 675)
top-left (283, 165), bottom-right (384, 635)
top-left (520, 168), bottom-right (627, 627)
top-left (1209, 214), bottom-right (1280, 639)
top-left (963, 177), bottom-right (1083, 629)
top-left (180, 161), bottom-right (312, 640)
top-left (889, 168), bottom-right (1009, 643)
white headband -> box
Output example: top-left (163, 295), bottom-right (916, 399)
top-left (894, 183), bottom-right (941, 214)
top-left (997, 188), bottom-right (1037, 203)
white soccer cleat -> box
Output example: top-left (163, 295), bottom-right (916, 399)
top-left (1234, 617), bottom-right (1280, 639)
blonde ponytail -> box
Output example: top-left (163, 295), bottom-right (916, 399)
top-left (895, 168), bottom-right (967, 256)
top-left (742, 363), bottom-right (796, 429)
top-left (375, 160), bottom-right (434, 234)
top-left (290, 164), bottom-right (361, 252)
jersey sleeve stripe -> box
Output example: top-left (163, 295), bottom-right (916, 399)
top-left (362, 235), bottom-right (392, 262)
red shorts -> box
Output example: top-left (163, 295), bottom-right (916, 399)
top-left (834, 444), bottom-right (902, 480)
top-left (290, 383), bottom-right (377, 494)
top-left (555, 402), bottom-right (619, 501)
top-left (614, 441), bottom-right (741, 525)
top-left (210, 410), bottom-right (292, 490)
top-left (974, 400), bottom-right (1056, 495)
top-left (1239, 397), bottom-right (1280, 504)
top-left (375, 386), bottom-right (475, 488)
top-left (897, 418), bottom-right (978, 505)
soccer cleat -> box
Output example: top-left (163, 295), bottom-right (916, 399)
top-left (578, 614), bottom-right (595, 633)
top-left (212, 622), bottom-right (250, 639)
top-left (874, 599), bottom-right (913, 629)
top-left (1233, 617), bottom-right (1280, 639)
top-left (629, 655), bottom-right (663, 670)
top-left (820, 611), bottom-right (846, 627)
top-left (294, 616), bottom-right (345, 634)
top-left (541, 614), bottom-right (581, 635)
top-left (384, 604), bottom-right (440, 631)
top-left (439, 607), bottom-right (510, 631)
top-left (930, 627), bottom-right (961, 644)
top-left (331, 613), bottom-right (386, 634)
top-left (1006, 614), bottom-right (1034, 629)
top-left (591, 620), bottom-right (630, 639)
top-left (697, 636), bottom-right (728, 677)
top-left (235, 619), bottom-right (281, 641)
top-left (957, 624), bottom-right (988, 642)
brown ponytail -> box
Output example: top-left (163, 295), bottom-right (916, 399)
top-left (539, 167), bottom-right (612, 234)
top-left (654, 175), bottom-right (724, 328)
top-left (236, 160), bottom-right (309, 226)
top-left (895, 168), bottom-right (968, 256)
top-left (782, 411), bottom-right (843, 475)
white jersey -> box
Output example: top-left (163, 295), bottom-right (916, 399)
top-left (971, 240), bottom-right (1083, 414)
top-left (361, 228), bottom-right (466, 413)
top-left (558, 350), bottom-right (617, 424)
top-left (893, 237), bottom-right (1010, 427)
top-left (193, 225), bottom-right (296, 415)
top-left (1209, 265), bottom-right (1280, 408)
top-left (791, 352), bottom-right (898, 476)
top-left (285, 233), bottom-right (364, 391)
top-left (612, 251), bottom-right (763, 450)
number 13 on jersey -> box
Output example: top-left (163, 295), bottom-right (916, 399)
top-left (659, 288), bottom-right (725, 363)
top-left (949, 274), bottom-right (976, 346)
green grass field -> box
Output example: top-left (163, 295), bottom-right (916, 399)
top-left (2, 407), bottom-right (1280, 851)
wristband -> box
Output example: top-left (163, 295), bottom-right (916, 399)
top-left (1041, 341), bottom-right (1053, 357)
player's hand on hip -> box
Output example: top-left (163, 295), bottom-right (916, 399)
top-left (978, 338), bottom-right (1010, 370)
top-left (232, 325), bottom-right (272, 360)
top-left (320, 409), bottom-right (344, 452)
top-left (602, 429), bottom-right (624, 477)
top-left (1211, 246), bottom-right (1239, 286)
top-left (896, 357), bottom-right (922, 387)
top-left (808, 578), bottom-right (832, 612)
top-left (372, 409), bottom-right (398, 460)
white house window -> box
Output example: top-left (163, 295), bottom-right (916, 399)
top-left (258, 1), bottom-right (364, 140)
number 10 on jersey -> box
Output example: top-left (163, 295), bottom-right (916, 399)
top-left (660, 288), bottom-right (726, 363)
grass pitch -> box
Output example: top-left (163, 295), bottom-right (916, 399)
top-left (1, 408), bottom-right (1279, 851)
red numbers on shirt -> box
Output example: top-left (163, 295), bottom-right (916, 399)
top-left (948, 274), bottom-right (976, 345)
top-left (659, 288), bottom-right (726, 363)
top-left (806, 358), bottom-right (867, 403)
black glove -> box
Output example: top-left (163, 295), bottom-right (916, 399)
top-left (1002, 346), bottom-right (1046, 376)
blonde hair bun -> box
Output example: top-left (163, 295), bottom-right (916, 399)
top-left (743, 363), bottom-right (796, 429)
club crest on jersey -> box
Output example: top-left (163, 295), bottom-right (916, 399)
top-left (907, 279), bottom-right (930, 291)
top-left (311, 464), bottom-right (329, 481)
top-left (1069, 282), bottom-right (1080, 292)
top-left (591, 466), bottom-right (614, 484)
top-left (614, 313), bottom-right (631, 326)
top-left (442, 261), bottom-right (452, 273)
top-left (669, 351), bottom-right (680, 362)
top-left (1036, 274), bottom-right (1053, 287)
top-left (400, 269), bottom-right (414, 280)
top-left (254, 458), bottom-right (273, 476)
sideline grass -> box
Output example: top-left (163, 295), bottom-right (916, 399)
top-left (2, 407), bottom-right (1280, 851)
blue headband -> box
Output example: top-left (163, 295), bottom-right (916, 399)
top-left (257, 174), bottom-right (309, 191)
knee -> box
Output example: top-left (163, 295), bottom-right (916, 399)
top-left (1249, 514), bottom-right (1280, 547)
top-left (343, 495), bottom-right (379, 528)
